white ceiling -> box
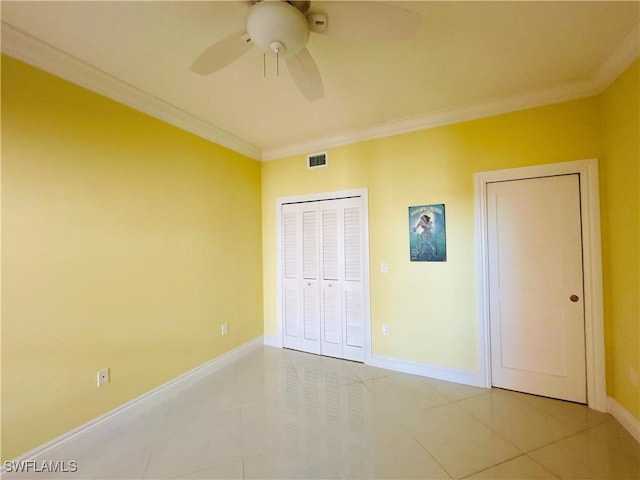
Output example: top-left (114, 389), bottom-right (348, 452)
top-left (2, 1), bottom-right (639, 160)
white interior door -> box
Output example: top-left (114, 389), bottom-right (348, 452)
top-left (301, 207), bottom-right (321, 354)
top-left (282, 203), bottom-right (322, 354)
top-left (281, 196), bottom-right (365, 362)
top-left (487, 174), bottom-right (587, 403)
top-left (282, 205), bottom-right (301, 351)
top-left (319, 203), bottom-right (342, 358)
top-left (342, 202), bottom-right (365, 361)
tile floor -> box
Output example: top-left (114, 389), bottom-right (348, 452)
top-left (5, 346), bottom-right (639, 479)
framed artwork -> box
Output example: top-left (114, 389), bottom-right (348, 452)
top-left (409, 204), bottom-right (447, 262)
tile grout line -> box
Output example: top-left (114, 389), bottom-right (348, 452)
top-left (524, 452), bottom-right (563, 480)
top-left (140, 395), bottom-right (175, 479)
top-left (452, 391), bottom-right (592, 454)
top-left (403, 424), bottom-right (457, 480)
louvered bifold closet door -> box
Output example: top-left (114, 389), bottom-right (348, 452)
top-left (281, 196), bottom-right (365, 360)
top-left (282, 202), bottom-right (321, 354)
top-left (282, 203), bottom-right (303, 351)
top-left (301, 206), bottom-right (321, 354)
top-left (319, 203), bottom-right (343, 359)
top-left (342, 198), bottom-right (365, 361)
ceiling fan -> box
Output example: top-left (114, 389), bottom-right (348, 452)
top-left (190, 1), bottom-right (421, 102)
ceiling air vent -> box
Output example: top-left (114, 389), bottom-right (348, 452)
top-left (307, 152), bottom-right (327, 169)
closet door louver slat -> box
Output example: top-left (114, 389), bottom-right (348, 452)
top-left (344, 207), bottom-right (361, 282)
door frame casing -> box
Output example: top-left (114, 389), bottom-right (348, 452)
top-left (275, 188), bottom-right (372, 363)
top-left (474, 159), bottom-right (607, 411)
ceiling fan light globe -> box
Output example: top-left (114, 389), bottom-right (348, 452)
top-left (246, 1), bottom-right (309, 57)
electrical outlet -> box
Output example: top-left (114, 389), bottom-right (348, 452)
top-left (97, 368), bottom-right (110, 387)
top-left (221, 323), bottom-right (229, 336)
top-left (630, 368), bottom-right (638, 387)
top-left (381, 263), bottom-right (388, 274)
top-left (382, 325), bottom-right (390, 336)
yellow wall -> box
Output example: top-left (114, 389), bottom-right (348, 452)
top-left (262, 60), bottom-right (639, 421)
top-left (2, 50), bottom-right (638, 462)
top-left (262, 98), bottom-right (600, 370)
top-left (1, 56), bottom-right (264, 460)
top-left (599, 59), bottom-right (640, 418)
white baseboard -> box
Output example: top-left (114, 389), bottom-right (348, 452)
top-left (263, 334), bottom-right (283, 348)
top-left (3, 336), bottom-right (264, 469)
top-left (608, 396), bottom-right (640, 443)
top-left (367, 354), bottom-right (485, 387)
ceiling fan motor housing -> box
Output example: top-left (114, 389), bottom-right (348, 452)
top-left (246, 1), bottom-right (310, 56)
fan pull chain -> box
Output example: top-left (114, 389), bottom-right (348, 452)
top-left (263, 45), bottom-right (282, 79)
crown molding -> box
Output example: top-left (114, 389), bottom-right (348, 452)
top-left (260, 78), bottom-right (597, 161)
top-left (3, 18), bottom-right (637, 163)
top-left (590, 20), bottom-right (640, 93)
top-left (1, 22), bottom-right (263, 161)
top-left (262, 21), bottom-right (639, 161)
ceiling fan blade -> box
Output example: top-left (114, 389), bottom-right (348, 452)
top-left (311, 2), bottom-right (420, 41)
top-left (285, 47), bottom-right (324, 102)
top-left (191, 30), bottom-right (252, 75)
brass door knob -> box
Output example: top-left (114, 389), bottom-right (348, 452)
top-left (570, 295), bottom-right (580, 302)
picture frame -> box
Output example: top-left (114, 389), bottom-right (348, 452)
top-left (409, 204), bottom-right (447, 262)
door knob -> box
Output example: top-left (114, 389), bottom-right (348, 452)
top-left (570, 295), bottom-right (579, 302)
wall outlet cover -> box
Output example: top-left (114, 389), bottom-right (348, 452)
top-left (97, 368), bottom-right (110, 387)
